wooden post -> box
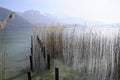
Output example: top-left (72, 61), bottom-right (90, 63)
top-left (27, 71), bottom-right (31, 80)
top-left (42, 46), bottom-right (46, 58)
top-left (47, 54), bottom-right (50, 70)
top-left (36, 35), bottom-right (42, 47)
top-left (31, 36), bottom-right (33, 56)
top-left (55, 68), bottom-right (59, 80)
top-left (31, 36), bottom-right (33, 47)
top-left (29, 55), bottom-right (33, 72)
top-left (30, 47), bottom-right (33, 56)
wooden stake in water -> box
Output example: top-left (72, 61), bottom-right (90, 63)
top-left (47, 54), bottom-right (50, 70)
top-left (31, 36), bottom-right (33, 56)
top-left (55, 68), bottom-right (59, 80)
top-left (29, 55), bottom-right (33, 72)
top-left (27, 71), bottom-right (31, 80)
top-left (41, 46), bottom-right (46, 58)
top-left (36, 35), bottom-right (42, 47)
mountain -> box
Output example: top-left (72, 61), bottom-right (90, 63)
top-left (0, 7), bottom-right (33, 43)
top-left (0, 8), bottom-right (33, 80)
top-left (17, 10), bottom-right (107, 26)
top-left (17, 10), bottom-right (86, 25)
top-left (17, 10), bottom-right (59, 25)
top-left (0, 7), bottom-right (33, 31)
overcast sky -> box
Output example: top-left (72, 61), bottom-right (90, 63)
top-left (0, 0), bottom-right (120, 24)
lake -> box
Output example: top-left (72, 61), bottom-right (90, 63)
top-left (0, 30), bottom-right (32, 80)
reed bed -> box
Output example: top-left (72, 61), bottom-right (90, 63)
top-left (32, 25), bottom-right (120, 80)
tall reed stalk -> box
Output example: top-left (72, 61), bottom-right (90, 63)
top-left (0, 12), bottom-right (14, 80)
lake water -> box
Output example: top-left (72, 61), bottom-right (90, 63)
top-left (0, 30), bottom-right (31, 80)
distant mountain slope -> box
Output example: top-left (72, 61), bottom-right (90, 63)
top-left (0, 8), bottom-right (33, 80)
top-left (0, 7), bottom-right (33, 44)
top-left (17, 10), bottom-right (106, 26)
top-left (17, 10), bottom-right (86, 25)
top-left (0, 7), bottom-right (33, 31)
top-left (18, 10), bottom-right (59, 25)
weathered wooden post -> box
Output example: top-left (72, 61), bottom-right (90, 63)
top-left (41, 46), bottom-right (46, 58)
top-left (55, 68), bottom-right (59, 80)
top-left (31, 36), bottom-right (33, 56)
top-left (29, 55), bottom-right (33, 72)
top-left (27, 71), bottom-right (31, 80)
top-left (37, 35), bottom-right (43, 47)
top-left (31, 36), bottom-right (33, 46)
top-left (47, 54), bottom-right (50, 70)
top-left (30, 48), bottom-right (33, 56)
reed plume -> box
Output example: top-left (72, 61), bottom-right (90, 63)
top-left (0, 12), bottom-right (14, 29)
top-left (0, 12), bottom-right (15, 80)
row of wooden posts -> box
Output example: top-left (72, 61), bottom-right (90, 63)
top-left (27, 68), bottom-right (59, 80)
top-left (27, 36), bottom-right (59, 80)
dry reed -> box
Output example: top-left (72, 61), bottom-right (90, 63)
top-left (32, 25), bottom-right (120, 80)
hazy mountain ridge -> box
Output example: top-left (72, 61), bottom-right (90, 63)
top-left (17, 10), bottom-right (59, 25)
top-left (0, 7), bottom-right (33, 44)
top-left (16, 9), bottom-right (108, 26)
top-left (0, 7), bottom-right (33, 31)
top-left (16, 10), bottom-right (89, 25)
top-left (1, 7), bottom-right (119, 28)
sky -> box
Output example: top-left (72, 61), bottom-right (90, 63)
top-left (0, 0), bottom-right (120, 24)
